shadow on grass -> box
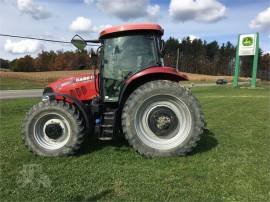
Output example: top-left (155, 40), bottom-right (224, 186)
top-left (70, 189), bottom-right (112, 201)
top-left (189, 129), bottom-right (218, 155)
top-left (77, 129), bottom-right (218, 156)
top-left (77, 134), bottom-right (130, 156)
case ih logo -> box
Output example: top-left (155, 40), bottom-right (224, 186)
top-left (75, 75), bottom-right (94, 82)
top-left (242, 37), bottom-right (253, 46)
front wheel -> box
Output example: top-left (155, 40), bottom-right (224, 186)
top-left (121, 80), bottom-right (205, 157)
top-left (21, 100), bottom-right (86, 156)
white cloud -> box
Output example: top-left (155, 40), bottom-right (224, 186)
top-left (96, 0), bottom-right (147, 21)
top-left (250, 7), bottom-right (270, 32)
top-left (69, 16), bottom-right (112, 33)
top-left (169, 0), bottom-right (226, 23)
top-left (84, 0), bottom-right (95, 5)
top-left (4, 39), bottom-right (44, 54)
top-left (87, 0), bottom-right (160, 21)
top-left (17, 0), bottom-right (51, 20)
top-left (69, 17), bottom-right (95, 33)
top-left (147, 4), bottom-right (160, 20)
top-left (188, 35), bottom-right (200, 42)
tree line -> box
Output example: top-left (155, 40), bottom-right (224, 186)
top-left (0, 37), bottom-right (269, 80)
top-left (164, 37), bottom-right (269, 80)
top-left (0, 49), bottom-right (97, 72)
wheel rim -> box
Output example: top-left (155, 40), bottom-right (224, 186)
top-left (33, 113), bottom-right (71, 150)
top-left (134, 95), bottom-right (192, 150)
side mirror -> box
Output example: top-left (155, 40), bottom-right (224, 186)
top-left (71, 35), bottom-right (87, 50)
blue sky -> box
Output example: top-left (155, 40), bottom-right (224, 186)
top-left (0, 0), bottom-right (269, 60)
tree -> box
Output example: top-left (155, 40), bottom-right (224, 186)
top-left (13, 55), bottom-right (34, 72)
top-left (35, 51), bottom-right (56, 71)
top-left (9, 59), bottom-right (17, 71)
top-left (0, 59), bottom-right (10, 69)
top-left (258, 51), bottom-right (270, 80)
top-left (164, 37), bottom-right (179, 67)
top-left (206, 41), bottom-right (219, 61)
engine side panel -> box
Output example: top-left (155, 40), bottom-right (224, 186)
top-left (47, 73), bottom-right (99, 101)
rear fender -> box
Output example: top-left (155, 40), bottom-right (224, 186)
top-left (119, 67), bottom-right (188, 105)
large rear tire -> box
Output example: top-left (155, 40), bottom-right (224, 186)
top-left (21, 100), bottom-right (86, 156)
top-left (121, 80), bottom-right (205, 157)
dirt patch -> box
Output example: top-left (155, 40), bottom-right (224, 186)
top-left (182, 72), bottom-right (251, 82)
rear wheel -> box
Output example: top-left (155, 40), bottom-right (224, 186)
top-left (22, 100), bottom-right (86, 156)
top-left (122, 80), bottom-right (205, 157)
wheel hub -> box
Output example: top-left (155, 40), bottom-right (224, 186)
top-left (45, 123), bottom-right (63, 140)
top-left (156, 116), bottom-right (171, 129)
top-left (33, 114), bottom-right (71, 150)
top-left (148, 106), bottom-right (178, 138)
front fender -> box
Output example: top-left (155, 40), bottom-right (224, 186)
top-left (42, 92), bottom-right (91, 133)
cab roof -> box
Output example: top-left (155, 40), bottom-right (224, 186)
top-left (99, 23), bottom-right (164, 39)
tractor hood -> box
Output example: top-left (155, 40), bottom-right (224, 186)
top-left (46, 73), bottom-right (99, 101)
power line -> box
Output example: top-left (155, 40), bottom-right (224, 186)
top-left (0, 34), bottom-right (100, 46)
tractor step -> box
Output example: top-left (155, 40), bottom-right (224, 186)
top-left (103, 129), bottom-right (114, 134)
top-left (103, 112), bottom-right (114, 116)
top-left (98, 137), bottom-right (113, 141)
top-left (99, 110), bottom-right (117, 138)
top-left (104, 116), bottom-right (114, 120)
top-left (101, 124), bottom-right (113, 128)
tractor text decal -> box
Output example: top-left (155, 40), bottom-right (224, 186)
top-left (75, 75), bottom-right (94, 82)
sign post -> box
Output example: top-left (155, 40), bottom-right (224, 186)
top-left (233, 33), bottom-right (259, 88)
top-left (233, 35), bottom-right (241, 87)
top-left (251, 34), bottom-right (259, 88)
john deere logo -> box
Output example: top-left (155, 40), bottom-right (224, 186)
top-left (242, 37), bottom-right (253, 46)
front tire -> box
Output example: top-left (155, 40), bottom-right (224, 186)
top-left (21, 100), bottom-right (86, 156)
top-left (121, 80), bottom-right (205, 157)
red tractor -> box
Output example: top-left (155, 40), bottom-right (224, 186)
top-left (22, 23), bottom-right (205, 157)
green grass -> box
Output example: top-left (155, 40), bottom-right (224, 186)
top-left (0, 87), bottom-right (269, 201)
top-left (0, 77), bottom-right (46, 90)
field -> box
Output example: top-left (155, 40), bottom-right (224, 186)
top-left (0, 86), bottom-right (269, 201)
top-left (1, 70), bottom-right (252, 82)
top-left (0, 77), bottom-right (47, 90)
top-left (0, 70), bottom-right (254, 90)
top-left (0, 70), bottom-right (92, 83)
top-left (0, 70), bottom-right (256, 90)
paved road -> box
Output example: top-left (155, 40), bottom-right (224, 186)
top-left (0, 82), bottom-right (248, 100)
top-left (0, 84), bottom-right (215, 99)
top-left (0, 89), bottom-right (43, 99)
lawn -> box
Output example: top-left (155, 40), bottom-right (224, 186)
top-left (0, 77), bottom-right (47, 90)
top-left (0, 86), bottom-right (269, 201)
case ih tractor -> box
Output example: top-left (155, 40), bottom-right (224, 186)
top-left (22, 23), bottom-right (205, 157)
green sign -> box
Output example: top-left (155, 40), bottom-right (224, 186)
top-left (233, 33), bottom-right (259, 88)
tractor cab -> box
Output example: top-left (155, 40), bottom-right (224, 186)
top-left (72, 23), bottom-right (165, 102)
